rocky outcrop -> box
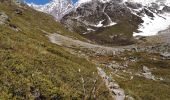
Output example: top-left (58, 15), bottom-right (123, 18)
top-left (163, 6), bottom-right (170, 12)
top-left (0, 12), bottom-right (9, 25)
top-left (60, 0), bottom-right (143, 45)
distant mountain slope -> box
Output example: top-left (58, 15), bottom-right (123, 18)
top-left (0, 0), bottom-right (111, 99)
top-left (60, 0), bottom-right (170, 45)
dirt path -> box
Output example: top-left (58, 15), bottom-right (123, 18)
top-left (97, 67), bottom-right (125, 100)
top-left (48, 33), bottom-right (135, 55)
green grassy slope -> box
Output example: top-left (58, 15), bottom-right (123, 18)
top-left (0, 1), bottom-right (111, 99)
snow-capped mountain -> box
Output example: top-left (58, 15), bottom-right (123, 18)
top-left (61, 0), bottom-right (170, 36)
top-left (28, 0), bottom-right (73, 20)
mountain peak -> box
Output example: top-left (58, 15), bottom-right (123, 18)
top-left (28, 0), bottom-right (73, 20)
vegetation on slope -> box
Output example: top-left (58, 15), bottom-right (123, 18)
top-left (0, 1), bottom-right (111, 99)
top-left (99, 51), bottom-right (170, 100)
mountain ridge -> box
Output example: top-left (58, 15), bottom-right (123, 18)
top-left (29, 0), bottom-right (170, 38)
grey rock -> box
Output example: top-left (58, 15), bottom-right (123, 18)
top-left (160, 52), bottom-right (170, 60)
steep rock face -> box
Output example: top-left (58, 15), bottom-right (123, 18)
top-left (28, 0), bottom-right (73, 20)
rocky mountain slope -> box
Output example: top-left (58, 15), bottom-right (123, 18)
top-left (60, 0), bottom-right (170, 45)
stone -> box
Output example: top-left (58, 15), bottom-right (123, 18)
top-left (128, 56), bottom-right (138, 62)
top-left (15, 8), bottom-right (23, 15)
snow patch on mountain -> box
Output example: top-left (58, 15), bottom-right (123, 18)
top-left (105, 22), bottom-right (117, 27)
top-left (126, 0), bottom-right (170, 36)
top-left (133, 13), bottom-right (170, 36)
top-left (96, 20), bottom-right (105, 27)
